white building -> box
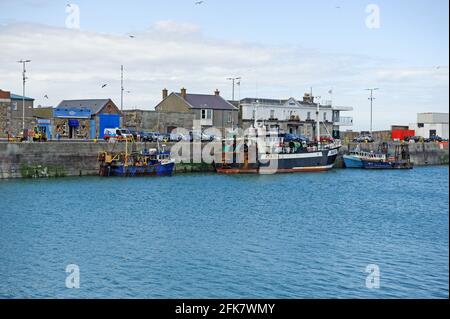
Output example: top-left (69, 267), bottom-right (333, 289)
top-left (239, 93), bottom-right (353, 139)
top-left (409, 113), bottom-right (449, 139)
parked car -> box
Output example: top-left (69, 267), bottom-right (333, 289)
top-left (426, 135), bottom-right (443, 143)
top-left (158, 133), bottom-right (170, 143)
top-left (127, 128), bottom-right (140, 141)
top-left (170, 132), bottom-right (184, 142)
top-left (104, 128), bottom-right (134, 141)
top-left (284, 133), bottom-right (309, 143)
top-left (141, 132), bottom-right (160, 142)
top-left (189, 131), bottom-right (216, 142)
top-left (404, 136), bottom-right (423, 143)
top-left (353, 135), bottom-right (375, 143)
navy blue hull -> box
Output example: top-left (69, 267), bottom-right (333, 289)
top-left (100, 162), bottom-right (175, 177)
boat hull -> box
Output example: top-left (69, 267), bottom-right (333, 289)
top-left (362, 160), bottom-right (413, 170)
top-left (216, 149), bottom-right (339, 174)
top-left (343, 155), bottom-right (364, 168)
top-left (100, 162), bottom-right (175, 177)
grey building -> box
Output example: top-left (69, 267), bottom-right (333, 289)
top-left (155, 88), bottom-right (239, 136)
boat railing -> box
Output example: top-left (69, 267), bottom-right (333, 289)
top-left (349, 151), bottom-right (386, 160)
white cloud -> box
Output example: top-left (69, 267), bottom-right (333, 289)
top-left (0, 21), bottom-right (448, 131)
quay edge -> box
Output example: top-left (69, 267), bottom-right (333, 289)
top-left (0, 141), bottom-right (448, 179)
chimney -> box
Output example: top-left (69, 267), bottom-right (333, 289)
top-left (162, 88), bottom-right (168, 100)
top-left (181, 88), bottom-right (187, 99)
top-left (214, 89), bottom-right (220, 96)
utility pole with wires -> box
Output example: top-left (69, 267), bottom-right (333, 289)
top-left (18, 59), bottom-right (31, 132)
top-left (365, 88), bottom-right (379, 135)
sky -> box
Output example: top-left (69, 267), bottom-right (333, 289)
top-left (0, 0), bottom-right (448, 131)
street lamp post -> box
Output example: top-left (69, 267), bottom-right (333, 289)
top-left (18, 59), bottom-right (31, 132)
top-left (227, 77), bottom-right (241, 101)
top-left (366, 88), bottom-right (379, 135)
top-left (121, 65), bottom-right (124, 112)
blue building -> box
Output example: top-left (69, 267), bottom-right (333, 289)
top-left (55, 99), bottom-right (122, 139)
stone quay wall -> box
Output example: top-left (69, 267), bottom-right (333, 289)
top-left (0, 141), bottom-right (448, 179)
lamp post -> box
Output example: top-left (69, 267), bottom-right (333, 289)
top-left (18, 59), bottom-right (31, 132)
top-left (227, 77), bottom-right (241, 101)
top-left (121, 65), bottom-right (124, 112)
top-left (365, 88), bottom-right (379, 135)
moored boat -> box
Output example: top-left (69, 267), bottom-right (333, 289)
top-left (343, 151), bottom-right (386, 168)
top-left (98, 148), bottom-right (175, 177)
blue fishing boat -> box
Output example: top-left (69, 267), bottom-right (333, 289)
top-left (344, 144), bottom-right (413, 170)
top-left (98, 148), bottom-right (175, 177)
top-left (343, 151), bottom-right (386, 168)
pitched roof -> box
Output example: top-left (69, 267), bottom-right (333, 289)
top-left (57, 99), bottom-right (111, 114)
top-left (11, 93), bottom-right (34, 101)
top-left (175, 93), bottom-right (237, 111)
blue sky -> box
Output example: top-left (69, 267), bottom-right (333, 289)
top-left (0, 0), bottom-right (448, 130)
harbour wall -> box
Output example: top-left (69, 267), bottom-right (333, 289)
top-left (0, 141), bottom-right (448, 179)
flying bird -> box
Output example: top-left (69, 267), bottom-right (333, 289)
top-left (44, 95), bottom-right (49, 99)
top-left (129, 35), bottom-right (135, 38)
top-left (101, 84), bottom-right (108, 88)
top-left (195, 1), bottom-right (204, 5)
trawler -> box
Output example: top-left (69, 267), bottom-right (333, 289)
top-left (98, 140), bottom-right (175, 177)
top-left (214, 102), bottom-right (341, 174)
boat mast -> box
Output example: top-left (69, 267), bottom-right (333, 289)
top-left (316, 98), bottom-right (321, 147)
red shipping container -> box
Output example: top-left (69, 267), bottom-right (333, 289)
top-left (392, 129), bottom-right (415, 141)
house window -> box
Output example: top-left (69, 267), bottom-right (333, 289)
top-left (307, 112), bottom-right (311, 120)
top-left (324, 112), bottom-right (327, 121)
top-left (252, 109), bottom-right (256, 119)
top-left (12, 102), bottom-right (17, 111)
top-left (418, 123), bottom-right (424, 128)
top-left (201, 109), bottom-right (212, 120)
top-left (270, 110), bottom-right (275, 119)
top-left (227, 112), bottom-right (232, 123)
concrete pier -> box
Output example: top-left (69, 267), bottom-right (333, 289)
top-left (0, 141), bottom-right (448, 179)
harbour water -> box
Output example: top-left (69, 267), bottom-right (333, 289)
top-left (0, 166), bottom-right (448, 299)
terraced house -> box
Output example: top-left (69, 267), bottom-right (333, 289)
top-left (155, 88), bottom-right (239, 136)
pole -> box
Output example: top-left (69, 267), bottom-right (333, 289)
top-left (22, 63), bottom-right (25, 131)
top-left (121, 65), bottom-right (124, 112)
top-left (366, 88), bottom-right (378, 135)
top-left (231, 78), bottom-right (235, 101)
top-left (370, 90), bottom-right (373, 134)
top-left (18, 60), bottom-right (31, 132)
top-left (316, 100), bottom-right (321, 145)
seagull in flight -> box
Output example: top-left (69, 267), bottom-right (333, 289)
top-left (44, 95), bottom-right (49, 99)
top-left (101, 84), bottom-right (108, 88)
top-left (195, 1), bottom-right (204, 5)
top-left (129, 35), bottom-right (135, 38)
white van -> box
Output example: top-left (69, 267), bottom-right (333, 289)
top-left (104, 128), bottom-right (133, 141)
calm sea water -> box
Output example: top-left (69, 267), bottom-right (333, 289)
top-left (0, 166), bottom-right (448, 299)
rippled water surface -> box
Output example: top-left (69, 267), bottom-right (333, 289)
top-left (0, 166), bottom-right (448, 298)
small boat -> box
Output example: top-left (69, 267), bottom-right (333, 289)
top-left (98, 147), bottom-right (175, 177)
top-left (344, 144), bottom-right (413, 170)
top-left (343, 151), bottom-right (386, 168)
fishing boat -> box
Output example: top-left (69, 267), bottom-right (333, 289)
top-left (98, 141), bottom-right (175, 177)
top-left (361, 144), bottom-right (413, 169)
top-left (344, 143), bottom-right (413, 170)
top-left (214, 101), bottom-right (341, 174)
top-left (343, 151), bottom-right (386, 168)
